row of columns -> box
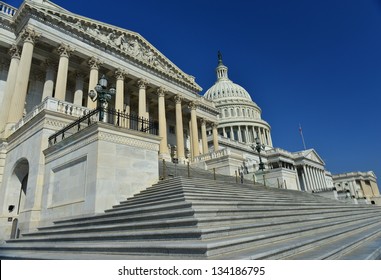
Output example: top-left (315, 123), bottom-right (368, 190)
top-left (301, 165), bottom-right (327, 191)
top-left (221, 125), bottom-right (272, 146)
top-left (0, 27), bottom-right (220, 162)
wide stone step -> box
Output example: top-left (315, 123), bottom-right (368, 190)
top-left (285, 222), bottom-right (381, 260)
top-left (2, 176), bottom-right (380, 260)
top-left (20, 210), bottom-right (375, 243)
top-left (4, 215), bottom-right (379, 259)
top-left (139, 184), bottom-right (294, 199)
top-left (49, 207), bottom-right (195, 229)
top-left (338, 232), bottom-right (381, 260)
top-left (193, 207), bottom-right (380, 218)
top-left (210, 217), bottom-right (381, 259)
top-left (25, 208), bottom-right (376, 241)
top-left (31, 217), bottom-right (199, 235)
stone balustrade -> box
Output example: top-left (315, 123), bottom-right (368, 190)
top-left (193, 148), bottom-right (230, 163)
top-left (12, 97), bottom-right (90, 132)
top-left (0, 1), bottom-right (17, 17)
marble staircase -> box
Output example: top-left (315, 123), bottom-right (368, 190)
top-left (1, 176), bottom-right (381, 260)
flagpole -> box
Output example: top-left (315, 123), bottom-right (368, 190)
top-left (299, 124), bottom-right (307, 150)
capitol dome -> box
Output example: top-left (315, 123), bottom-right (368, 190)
top-left (204, 56), bottom-right (253, 102)
top-left (203, 52), bottom-right (273, 147)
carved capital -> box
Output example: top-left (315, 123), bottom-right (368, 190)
top-left (137, 79), bottom-right (148, 89)
top-left (115, 68), bottom-right (127, 80)
top-left (212, 122), bottom-right (219, 129)
top-left (200, 118), bottom-right (207, 126)
top-left (174, 94), bottom-right (183, 104)
top-left (156, 87), bottom-right (167, 97)
top-left (88, 56), bottom-right (102, 70)
top-left (8, 45), bottom-right (20, 59)
top-left (57, 43), bottom-right (74, 57)
top-left (21, 27), bottom-right (40, 44)
top-left (188, 101), bottom-right (198, 110)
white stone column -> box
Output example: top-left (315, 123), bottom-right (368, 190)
top-left (8, 28), bottom-right (40, 124)
top-left (174, 94), bottom-right (185, 161)
top-left (146, 103), bottom-right (150, 120)
top-left (303, 165), bottom-right (312, 191)
top-left (308, 166), bottom-right (315, 191)
top-left (268, 130), bottom-right (273, 147)
top-left (320, 170), bottom-right (327, 189)
top-left (315, 168), bottom-right (323, 190)
top-left (189, 102), bottom-right (199, 157)
top-left (137, 79), bottom-right (148, 119)
top-left (312, 168), bottom-right (319, 190)
top-left (73, 73), bottom-right (84, 106)
top-left (41, 60), bottom-right (56, 100)
top-left (230, 126), bottom-right (234, 140)
top-left (157, 87), bottom-right (169, 158)
top-left (222, 127), bottom-right (227, 138)
top-left (124, 91), bottom-right (130, 114)
top-left (253, 126), bottom-right (258, 141)
top-left (238, 126), bottom-right (242, 142)
top-left (188, 118), bottom-right (193, 158)
top-left (212, 123), bottom-right (219, 151)
top-left (260, 128), bottom-right (265, 145)
top-left (87, 57), bottom-right (102, 109)
top-left (265, 130), bottom-right (270, 145)
top-left (245, 126), bottom-right (250, 143)
top-left (115, 69), bottom-right (126, 112)
top-left (54, 43), bottom-right (73, 101)
top-left (124, 91), bottom-right (130, 129)
top-left (0, 45), bottom-right (20, 132)
top-left (301, 167), bottom-right (307, 191)
top-left (201, 119), bottom-right (208, 154)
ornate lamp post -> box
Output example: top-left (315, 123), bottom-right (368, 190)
top-left (252, 137), bottom-right (266, 186)
top-left (88, 74), bottom-right (116, 121)
top-left (252, 137), bottom-right (265, 171)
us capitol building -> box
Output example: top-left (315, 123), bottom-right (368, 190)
top-left (0, 0), bottom-right (379, 242)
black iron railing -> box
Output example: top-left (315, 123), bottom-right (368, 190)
top-left (48, 107), bottom-right (158, 146)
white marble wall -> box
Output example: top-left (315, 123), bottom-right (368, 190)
top-left (39, 122), bottom-right (160, 227)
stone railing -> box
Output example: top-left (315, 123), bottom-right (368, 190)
top-left (265, 147), bottom-right (295, 158)
top-left (216, 135), bottom-right (254, 151)
top-left (12, 97), bottom-right (91, 132)
top-left (0, 2), bottom-right (17, 17)
top-left (193, 148), bottom-right (231, 163)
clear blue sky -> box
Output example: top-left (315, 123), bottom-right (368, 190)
top-left (6, 0), bottom-right (381, 179)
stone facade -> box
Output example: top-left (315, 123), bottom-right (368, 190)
top-left (0, 0), bottom-right (379, 242)
top-left (332, 171), bottom-right (380, 204)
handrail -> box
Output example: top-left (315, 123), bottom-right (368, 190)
top-left (48, 106), bottom-right (158, 146)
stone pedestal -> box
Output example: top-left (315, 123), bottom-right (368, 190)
top-left (40, 122), bottom-right (160, 227)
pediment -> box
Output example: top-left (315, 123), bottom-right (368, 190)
top-left (19, 1), bottom-right (201, 91)
top-left (303, 149), bottom-right (325, 165)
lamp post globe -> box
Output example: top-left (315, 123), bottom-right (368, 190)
top-left (89, 74), bottom-right (116, 121)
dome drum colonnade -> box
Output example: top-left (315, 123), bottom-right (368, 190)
top-left (0, 2), bottom-right (220, 162)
